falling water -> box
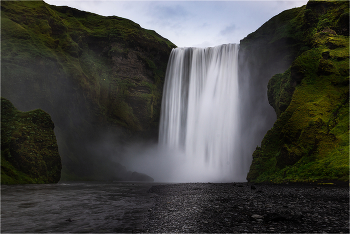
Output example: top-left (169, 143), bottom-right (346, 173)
top-left (159, 44), bottom-right (243, 182)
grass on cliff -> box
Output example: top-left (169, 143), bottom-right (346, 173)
top-left (2, 0), bottom-right (174, 132)
top-left (251, 43), bottom-right (349, 183)
top-left (2, 0), bottom-right (176, 180)
top-left (247, 1), bottom-right (349, 183)
top-left (1, 156), bottom-right (44, 184)
top-left (1, 98), bottom-right (61, 184)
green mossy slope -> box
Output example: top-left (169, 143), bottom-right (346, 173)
top-left (246, 0), bottom-right (349, 183)
top-left (1, 0), bottom-right (175, 181)
top-left (1, 98), bottom-right (62, 184)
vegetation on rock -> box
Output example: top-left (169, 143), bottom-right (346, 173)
top-left (245, 0), bottom-right (349, 183)
top-left (2, 0), bottom-right (347, 184)
top-left (1, 0), bottom-right (175, 181)
top-left (1, 98), bottom-right (62, 184)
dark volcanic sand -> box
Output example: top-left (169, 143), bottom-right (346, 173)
top-left (144, 183), bottom-right (349, 233)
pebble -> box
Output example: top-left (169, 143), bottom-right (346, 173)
top-left (251, 214), bottom-right (263, 219)
top-left (144, 183), bottom-right (349, 233)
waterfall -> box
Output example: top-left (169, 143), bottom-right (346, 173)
top-left (159, 44), bottom-right (244, 182)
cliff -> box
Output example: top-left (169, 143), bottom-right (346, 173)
top-left (1, 0), bottom-right (175, 180)
top-left (241, 0), bottom-right (349, 183)
top-left (1, 98), bottom-right (62, 184)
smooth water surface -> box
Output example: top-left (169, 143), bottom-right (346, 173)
top-left (1, 182), bottom-right (155, 233)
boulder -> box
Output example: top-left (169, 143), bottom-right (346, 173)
top-left (1, 97), bottom-right (62, 184)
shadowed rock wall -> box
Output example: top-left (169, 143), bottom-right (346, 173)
top-left (1, 1), bottom-right (175, 180)
top-left (240, 0), bottom-right (349, 183)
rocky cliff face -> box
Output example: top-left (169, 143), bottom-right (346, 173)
top-left (237, 6), bottom-right (304, 173)
top-left (1, 98), bottom-right (62, 184)
top-left (1, 1), bottom-right (175, 180)
top-left (242, 0), bottom-right (349, 183)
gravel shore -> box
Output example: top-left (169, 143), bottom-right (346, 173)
top-left (144, 183), bottom-right (349, 233)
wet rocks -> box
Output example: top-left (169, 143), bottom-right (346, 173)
top-left (144, 183), bottom-right (349, 233)
top-left (251, 214), bottom-right (263, 222)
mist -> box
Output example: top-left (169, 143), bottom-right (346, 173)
top-left (1, 0), bottom-right (299, 183)
top-left (119, 142), bottom-right (245, 183)
top-left (120, 35), bottom-right (296, 183)
top-left (118, 44), bottom-right (246, 183)
top-left (1, 42), bottom-right (283, 183)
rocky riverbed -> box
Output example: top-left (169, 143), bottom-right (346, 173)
top-left (144, 183), bottom-right (349, 233)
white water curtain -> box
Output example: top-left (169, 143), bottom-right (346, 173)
top-left (159, 44), bottom-right (242, 182)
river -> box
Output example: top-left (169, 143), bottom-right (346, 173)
top-left (1, 182), bottom-right (155, 233)
top-left (2, 182), bottom-right (348, 233)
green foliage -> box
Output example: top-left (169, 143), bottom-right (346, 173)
top-left (1, 98), bottom-right (62, 184)
top-left (1, 0), bottom-right (174, 131)
top-left (247, 0), bottom-right (349, 183)
top-left (1, 1), bottom-right (176, 180)
top-left (1, 155), bottom-right (44, 184)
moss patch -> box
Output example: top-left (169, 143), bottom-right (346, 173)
top-left (247, 0), bottom-right (349, 183)
top-left (1, 98), bottom-right (62, 184)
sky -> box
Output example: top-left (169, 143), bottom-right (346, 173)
top-left (44, 0), bottom-right (308, 47)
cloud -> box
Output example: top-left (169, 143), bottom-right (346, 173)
top-left (44, 0), bottom-right (308, 47)
top-left (192, 41), bottom-right (216, 48)
top-left (152, 3), bottom-right (189, 20)
top-left (220, 24), bottom-right (237, 36)
top-left (140, 2), bottom-right (192, 38)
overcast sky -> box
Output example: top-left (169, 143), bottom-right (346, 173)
top-left (44, 0), bottom-right (308, 47)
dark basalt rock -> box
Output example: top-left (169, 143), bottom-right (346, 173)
top-left (290, 62), bottom-right (305, 85)
top-left (276, 145), bottom-right (303, 169)
top-left (336, 12), bottom-right (349, 35)
top-left (317, 59), bottom-right (336, 75)
top-left (264, 212), bottom-right (288, 222)
top-left (321, 51), bottom-right (330, 59)
top-left (144, 183), bottom-right (349, 233)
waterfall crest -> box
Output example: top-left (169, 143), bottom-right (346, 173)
top-left (159, 44), bottom-right (244, 182)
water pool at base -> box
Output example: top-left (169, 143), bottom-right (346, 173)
top-left (1, 182), bottom-right (156, 233)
